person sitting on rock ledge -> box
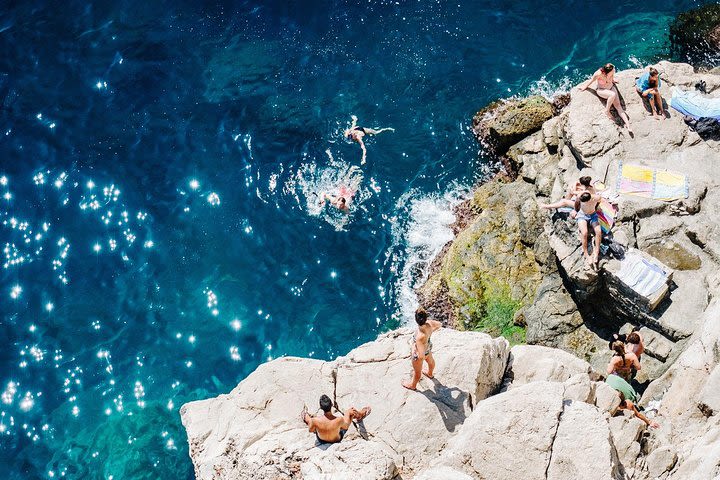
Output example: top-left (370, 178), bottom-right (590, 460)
top-left (578, 63), bottom-right (633, 135)
top-left (302, 394), bottom-right (371, 445)
top-left (635, 67), bottom-right (666, 120)
top-left (607, 340), bottom-right (641, 382)
top-left (575, 191), bottom-right (603, 269)
top-left (606, 374), bottom-right (659, 429)
top-left (540, 175), bottom-right (596, 214)
top-left (402, 307), bottom-right (443, 391)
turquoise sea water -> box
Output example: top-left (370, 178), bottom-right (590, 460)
top-left (0, 1), bottom-right (709, 478)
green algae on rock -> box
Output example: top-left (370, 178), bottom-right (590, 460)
top-left (418, 179), bottom-right (543, 343)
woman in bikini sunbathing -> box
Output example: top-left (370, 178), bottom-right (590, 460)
top-left (578, 63), bottom-right (633, 135)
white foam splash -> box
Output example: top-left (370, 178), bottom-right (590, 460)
top-left (528, 75), bottom-right (574, 101)
top-left (288, 149), bottom-right (367, 231)
top-left (387, 184), bottom-right (469, 324)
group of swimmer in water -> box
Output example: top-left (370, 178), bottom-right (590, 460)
top-left (318, 115), bottom-right (394, 213)
top-left (303, 64), bottom-right (668, 444)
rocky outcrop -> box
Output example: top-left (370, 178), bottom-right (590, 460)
top-left (472, 95), bottom-right (555, 157)
top-left (670, 3), bottom-right (720, 68)
top-left (183, 61), bottom-right (720, 480)
top-left (181, 329), bottom-right (509, 479)
top-left (182, 329), bottom-right (663, 480)
top-left (421, 61), bottom-right (720, 378)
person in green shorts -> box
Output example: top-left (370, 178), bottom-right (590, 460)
top-left (606, 374), bottom-right (659, 429)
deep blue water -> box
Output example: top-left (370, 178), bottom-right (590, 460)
top-left (0, 0), bottom-right (708, 478)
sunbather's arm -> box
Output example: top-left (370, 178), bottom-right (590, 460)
top-left (428, 319), bottom-right (443, 332)
top-left (606, 358), bottom-right (617, 375)
top-left (627, 401), bottom-right (659, 428)
top-left (578, 72), bottom-right (599, 91)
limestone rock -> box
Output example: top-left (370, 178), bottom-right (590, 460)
top-left (335, 329), bottom-right (509, 471)
top-left (563, 373), bottom-right (595, 404)
top-left (594, 381), bottom-right (621, 414)
top-left (505, 344), bottom-right (591, 387)
top-left (524, 273), bottom-right (584, 345)
top-left (472, 95), bottom-right (554, 156)
top-left (417, 180), bottom-right (544, 338)
top-left (432, 382), bottom-right (566, 480)
top-left (698, 364), bottom-right (720, 416)
top-left (646, 445), bottom-right (678, 479)
top-left (181, 328), bottom-right (510, 479)
top-left (547, 401), bottom-right (621, 480)
top-left (413, 466), bottom-right (474, 480)
top-left (608, 415), bottom-right (645, 471)
top-left (300, 441), bottom-right (398, 480)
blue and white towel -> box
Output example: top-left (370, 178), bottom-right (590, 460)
top-left (615, 250), bottom-right (669, 297)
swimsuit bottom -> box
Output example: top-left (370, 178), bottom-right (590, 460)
top-left (315, 428), bottom-right (347, 445)
top-left (576, 210), bottom-right (599, 226)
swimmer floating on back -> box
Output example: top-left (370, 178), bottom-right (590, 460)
top-left (344, 115), bottom-right (394, 165)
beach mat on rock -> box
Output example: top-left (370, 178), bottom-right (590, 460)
top-left (616, 162), bottom-right (688, 201)
top-left (615, 250), bottom-right (669, 298)
top-left (596, 199), bottom-right (616, 234)
top-left (670, 87), bottom-right (720, 120)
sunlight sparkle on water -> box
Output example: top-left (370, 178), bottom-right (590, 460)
top-left (189, 179), bottom-right (200, 190)
top-left (10, 285), bottom-right (22, 299)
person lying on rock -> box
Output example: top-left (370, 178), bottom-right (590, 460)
top-left (606, 374), bottom-right (659, 429)
top-left (344, 115), bottom-right (394, 165)
top-left (578, 63), bottom-right (633, 135)
top-left (540, 175), bottom-right (596, 213)
top-left (635, 67), bottom-right (665, 120)
top-left (575, 191), bottom-right (603, 269)
top-left (607, 340), bottom-right (641, 382)
top-left (301, 394), bottom-right (371, 445)
top-left (402, 307), bottom-right (443, 391)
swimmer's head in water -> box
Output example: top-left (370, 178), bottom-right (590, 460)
top-left (601, 63), bottom-right (615, 74)
top-left (338, 197), bottom-right (346, 205)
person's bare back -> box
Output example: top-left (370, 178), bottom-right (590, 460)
top-left (302, 394), bottom-right (371, 444)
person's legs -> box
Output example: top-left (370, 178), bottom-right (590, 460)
top-left (423, 353), bottom-right (435, 378)
top-left (578, 219), bottom-right (590, 261)
top-left (592, 222), bottom-right (602, 265)
top-left (596, 88), bottom-right (616, 120)
top-left (654, 91), bottom-right (665, 118)
top-left (611, 89), bottom-right (632, 130)
top-left (402, 355), bottom-right (423, 390)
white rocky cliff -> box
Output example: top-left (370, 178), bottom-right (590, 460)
top-left (181, 62), bottom-right (720, 479)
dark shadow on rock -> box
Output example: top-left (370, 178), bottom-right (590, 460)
top-left (419, 377), bottom-right (469, 433)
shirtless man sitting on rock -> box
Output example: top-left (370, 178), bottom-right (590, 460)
top-left (540, 175), bottom-right (596, 214)
top-left (575, 191), bottom-right (603, 269)
top-left (302, 394), bottom-right (371, 444)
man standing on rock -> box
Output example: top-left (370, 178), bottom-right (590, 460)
top-left (402, 307), bottom-right (443, 391)
top-left (302, 394), bottom-right (371, 444)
